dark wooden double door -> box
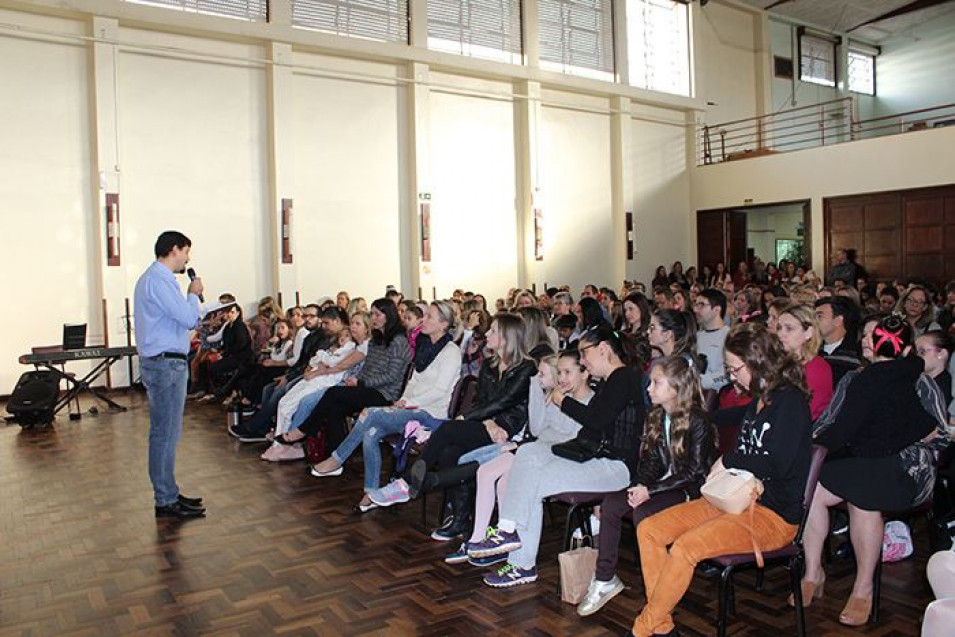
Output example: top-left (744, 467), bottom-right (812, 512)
top-left (825, 184), bottom-right (955, 285)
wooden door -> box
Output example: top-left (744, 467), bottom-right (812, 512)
top-left (697, 211), bottom-right (727, 272)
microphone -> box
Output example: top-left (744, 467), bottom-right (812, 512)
top-left (186, 267), bottom-right (205, 303)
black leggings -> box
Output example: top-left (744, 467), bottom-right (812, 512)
top-left (417, 419), bottom-right (494, 472)
top-left (298, 386), bottom-right (390, 450)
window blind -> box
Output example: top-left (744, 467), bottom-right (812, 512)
top-left (125, 0), bottom-right (267, 21)
top-left (626, 0), bottom-right (690, 96)
top-left (428, 0), bottom-right (523, 64)
top-left (291, 0), bottom-right (409, 44)
top-left (799, 32), bottom-right (837, 87)
top-left (539, 0), bottom-right (615, 80)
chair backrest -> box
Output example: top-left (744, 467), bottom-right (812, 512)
top-left (448, 374), bottom-right (478, 419)
top-left (794, 444), bottom-right (828, 545)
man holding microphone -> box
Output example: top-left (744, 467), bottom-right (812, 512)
top-left (134, 231), bottom-right (206, 519)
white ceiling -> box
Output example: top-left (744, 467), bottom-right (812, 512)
top-left (733, 0), bottom-right (955, 43)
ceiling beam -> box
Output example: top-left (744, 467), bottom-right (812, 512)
top-left (848, 0), bottom-right (955, 31)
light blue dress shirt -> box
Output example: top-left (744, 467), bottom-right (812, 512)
top-left (134, 261), bottom-right (201, 357)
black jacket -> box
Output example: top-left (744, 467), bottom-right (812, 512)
top-left (222, 320), bottom-right (254, 364)
top-left (287, 327), bottom-right (329, 380)
top-left (816, 355), bottom-right (937, 458)
top-left (562, 365), bottom-right (646, 481)
top-left (463, 358), bottom-right (537, 436)
top-left (821, 340), bottom-right (862, 389)
top-left (637, 408), bottom-right (718, 497)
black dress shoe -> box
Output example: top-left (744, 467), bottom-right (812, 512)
top-left (178, 494), bottom-right (203, 508)
top-left (156, 502), bottom-right (206, 519)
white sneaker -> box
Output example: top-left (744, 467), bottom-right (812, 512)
top-left (576, 575), bottom-right (625, 617)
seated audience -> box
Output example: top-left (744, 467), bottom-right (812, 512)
top-left (815, 296), bottom-right (862, 387)
top-left (627, 322), bottom-right (812, 637)
top-left (777, 304), bottom-right (834, 420)
top-left (897, 284), bottom-right (941, 338)
top-left (693, 289), bottom-right (729, 392)
top-left (277, 298), bottom-right (412, 453)
top-left (366, 313), bottom-right (536, 521)
top-left (444, 351), bottom-right (591, 563)
top-left (803, 315), bottom-right (946, 626)
top-left (469, 326), bottom-right (645, 588)
top-left (309, 302), bottom-right (461, 512)
top-left (578, 355), bottom-right (717, 616)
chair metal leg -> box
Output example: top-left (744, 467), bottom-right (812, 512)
top-left (791, 554), bottom-right (806, 637)
top-left (871, 555), bottom-right (882, 624)
top-left (717, 565), bottom-right (735, 637)
top-left (754, 567), bottom-right (764, 592)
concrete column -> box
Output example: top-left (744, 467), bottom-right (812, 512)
top-left (405, 62), bottom-right (432, 300)
top-left (513, 80), bottom-right (543, 291)
top-left (88, 15), bottom-right (133, 386)
top-left (610, 95), bottom-right (631, 287)
top-left (265, 42), bottom-right (298, 305)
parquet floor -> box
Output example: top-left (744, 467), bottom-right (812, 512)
top-left (0, 393), bottom-right (935, 636)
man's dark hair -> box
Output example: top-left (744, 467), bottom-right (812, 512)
top-left (879, 286), bottom-right (899, 302)
top-left (154, 231), bottom-right (192, 258)
top-left (815, 296), bottom-right (860, 336)
top-left (321, 305), bottom-right (348, 324)
top-left (555, 314), bottom-right (577, 330)
top-left (546, 287), bottom-right (559, 298)
top-left (698, 288), bottom-right (727, 319)
top-left (304, 303), bottom-right (321, 313)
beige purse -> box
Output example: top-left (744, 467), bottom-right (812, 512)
top-left (701, 468), bottom-right (764, 515)
top-left (701, 468), bottom-right (767, 567)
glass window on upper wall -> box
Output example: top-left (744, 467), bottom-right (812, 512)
top-left (626, 0), bottom-right (690, 96)
top-left (847, 45), bottom-right (877, 96)
top-left (124, 0), bottom-right (267, 21)
top-left (291, 0), bottom-right (409, 44)
top-left (799, 30), bottom-right (837, 87)
top-left (428, 0), bottom-right (523, 64)
top-left (539, 0), bottom-right (615, 82)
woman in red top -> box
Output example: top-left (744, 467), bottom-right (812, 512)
top-left (776, 303), bottom-right (833, 420)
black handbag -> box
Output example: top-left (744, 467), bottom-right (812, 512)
top-left (552, 436), bottom-right (606, 463)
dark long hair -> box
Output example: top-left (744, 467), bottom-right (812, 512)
top-left (371, 298), bottom-right (404, 347)
top-left (578, 297), bottom-right (608, 331)
top-left (579, 325), bottom-right (631, 366)
top-left (724, 322), bottom-right (808, 404)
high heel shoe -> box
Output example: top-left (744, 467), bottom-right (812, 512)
top-left (787, 577), bottom-right (825, 608)
top-left (839, 595), bottom-right (872, 626)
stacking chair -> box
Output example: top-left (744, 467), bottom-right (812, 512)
top-left (706, 444), bottom-right (827, 637)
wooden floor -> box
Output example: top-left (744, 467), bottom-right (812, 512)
top-left (0, 393), bottom-right (936, 636)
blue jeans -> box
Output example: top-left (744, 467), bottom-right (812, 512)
top-left (288, 386), bottom-right (331, 432)
top-left (331, 408), bottom-right (444, 492)
top-left (141, 356), bottom-right (189, 507)
top-left (245, 376), bottom-right (301, 435)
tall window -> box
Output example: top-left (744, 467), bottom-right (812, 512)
top-left (428, 0), bottom-right (523, 64)
top-left (847, 45), bottom-right (877, 95)
top-left (799, 30), bottom-right (837, 87)
top-left (291, 0), bottom-right (409, 44)
top-left (539, 0), bottom-right (615, 82)
top-left (626, 0), bottom-right (690, 96)
top-left (124, 0), bottom-right (267, 21)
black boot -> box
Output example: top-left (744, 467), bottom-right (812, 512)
top-left (409, 461), bottom-right (479, 498)
top-left (431, 482), bottom-right (475, 541)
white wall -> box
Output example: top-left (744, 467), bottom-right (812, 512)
top-left (630, 105), bottom-right (692, 284)
top-left (744, 206), bottom-right (804, 265)
top-left (0, 11), bottom-right (97, 392)
top-left (429, 85), bottom-right (517, 301)
top-left (691, 125), bottom-right (955, 274)
top-left (694, 2), bottom-right (760, 125)
top-left (540, 93), bottom-right (613, 292)
top-left (117, 32), bottom-right (269, 316)
top-left (874, 11), bottom-right (955, 118)
top-left (291, 54), bottom-right (404, 303)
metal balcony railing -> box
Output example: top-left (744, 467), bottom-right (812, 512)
top-left (697, 99), bottom-right (955, 166)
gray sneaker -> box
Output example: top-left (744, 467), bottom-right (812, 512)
top-left (576, 575), bottom-right (625, 616)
